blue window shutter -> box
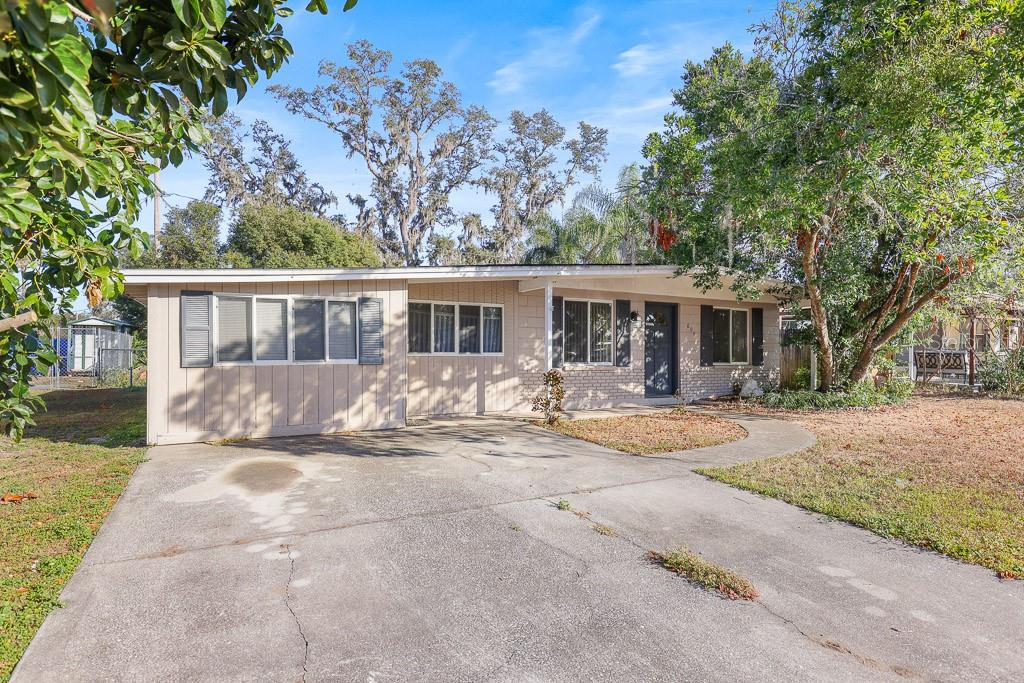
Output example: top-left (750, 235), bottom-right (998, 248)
top-left (614, 299), bottom-right (631, 367)
top-left (358, 297), bottom-right (384, 365)
top-left (180, 291), bottom-right (213, 368)
top-left (751, 307), bottom-right (765, 366)
top-left (699, 305), bottom-right (714, 367)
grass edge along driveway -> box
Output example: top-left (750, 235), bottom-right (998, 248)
top-left (0, 389), bottom-right (147, 682)
top-left (700, 397), bottom-right (1024, 579)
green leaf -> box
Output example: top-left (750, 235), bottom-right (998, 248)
top-left (203, 0), bottom-right (227, 31)
top-left (212, 82), bottom-right (227, 116)
top-left (170, 0), bottom-right (189, 24)
top-left (305, 0), bottom-right (329, 15)
top-left (344, 0), bottom-right (358, 10)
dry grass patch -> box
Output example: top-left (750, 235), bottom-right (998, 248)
top-left (649, 547), bottom-right (759, 600)
top-left (702, 397), bottom-right (1024, 578)
top-left (543, 409), bottom-right (745, 455)
top-left (1, 389), bottom-right (146, 681)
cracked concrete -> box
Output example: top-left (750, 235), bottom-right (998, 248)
top-left (285, 545), bottom-right (311, 683)
top-left (12, 415), bottom-right (1024, 682)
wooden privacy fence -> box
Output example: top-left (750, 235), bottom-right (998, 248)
top-left (780, 345), bottom-right (813, 388)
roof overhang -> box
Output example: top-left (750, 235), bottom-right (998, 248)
top-left (121, 265), bottom-right (788, 303)
top-left (122, 265), bottom-right (683, 284)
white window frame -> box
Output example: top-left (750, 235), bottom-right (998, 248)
top-left (211, 293), bottom-right (360, 367)
top-left (407, 300), bottom-right (505, 357)
top-left (563, 298), bottom-right (614, 366)
top-left (712, 307), bottom-right (751, 366)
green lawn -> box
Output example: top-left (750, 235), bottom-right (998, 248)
top-left (0, 389), bottom-right (146, 681)
top-left (700, 397), bottom-right (1024, 579)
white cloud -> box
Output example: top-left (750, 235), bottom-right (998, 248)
top-left (488, 10), bottom-right (602, 95)
top-left (613, 44), bottom-right (662, 77)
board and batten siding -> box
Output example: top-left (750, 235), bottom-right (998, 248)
top-left (146, 279), bottom-right (407, 445)
top-left (407, 280), bottom-right (534, 416)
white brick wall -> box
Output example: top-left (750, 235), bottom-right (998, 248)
top-left (518, 289), bottom-right (781, 410)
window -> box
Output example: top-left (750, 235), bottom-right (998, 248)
top-left (409, 302), bottom-right (431, 353)
top-left (408, 301), bottom-right (504, 355)
top-left (564, 300), bottom-right (613, 364)
top-left (459, 305), bottom-right (480, 354)
top-left (328, 301), bottom-right (357, 360)
top-left (590, 302), bottom-right (612, 363)
top-left (255, 298), bottom-right (287, 361)
top-left (293, 299), bottom-right (325, 361)
top-left (482, 306), bottom-right (502, 354)
top-left (206, 293), bottom-right (365, 366)
top-left (712, 308), bottom-right (749, 364)
top-left (217, 296), bottom-right (252, 362)
top-left (434, 304), bottom-right (455, 353)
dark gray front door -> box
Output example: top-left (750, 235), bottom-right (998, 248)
top-left (644, 302), bottom-right (677, 397)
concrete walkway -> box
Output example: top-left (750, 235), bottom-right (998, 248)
top-left (14, 413), bottom-right (1024, 682)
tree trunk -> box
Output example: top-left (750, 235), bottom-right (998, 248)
top-left (799, 228), bottom-right (835, 390)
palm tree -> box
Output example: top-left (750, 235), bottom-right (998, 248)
top-left (523, 165), bottom-right (658, 265)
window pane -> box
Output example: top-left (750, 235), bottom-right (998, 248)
top-left (434, 304), bottom-right (455, 353)
top-left (328, 301), bottom-right (357, 360)
top-left (217, 296), bottom-right (252, 362)
top-left (482, 306), bottom-right (502, 353)
top-left (409, 302), bottom-right (431, 353)
top-left (255, 298), bottom-right (287, 361)
top-left (712, 309), bottom-right (730, 364)
top-left (590, 302), bottom-right (612, 363)
top-left (731, 310), bottom-right (748, 363)
top-left (459, 305), bottom-right (481, 354)
top-left (293, 299), bottom-right (325, 361)
top-left (564, 300), bottom-right (588, 363)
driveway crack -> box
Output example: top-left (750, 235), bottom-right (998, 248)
top-left (284, 545), bottom-right (310, 682)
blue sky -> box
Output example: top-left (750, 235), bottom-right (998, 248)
top-left (143, 0), bottom-right (775, 239)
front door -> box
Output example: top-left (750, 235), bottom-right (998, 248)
top-left (644, 302), bottom-right (677, 397)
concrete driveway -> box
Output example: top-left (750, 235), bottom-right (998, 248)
top-left (14, 415), bottom-right (1024, 682)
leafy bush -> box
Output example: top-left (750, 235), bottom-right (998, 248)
top-left (977, 349), bottom-right (1024, 395)
top-left (532, 369), bottom-right (566, 424)
top-left (782, 366), bottom-right (812, 391)
top-left (757, 379), bottom-right (912, 410)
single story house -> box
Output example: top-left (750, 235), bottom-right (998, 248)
top-left (123, 265), bottom-right (781, 445)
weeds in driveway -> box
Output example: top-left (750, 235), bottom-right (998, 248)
top-left (556, 499), bottom-right (571, 511)
top-left (541, 409), bottom-right (745, 455)
top-left (649, 547), bottom-right (759, 601)
top-left (593, 524), bottom-right (617, 537)
top-left (701, 397), bottom-right (1024, 579)
top-left (0, 389), bottom-right (146, 681)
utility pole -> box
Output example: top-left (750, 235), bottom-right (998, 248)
top-left (153, 170), bottom-right (161, 251)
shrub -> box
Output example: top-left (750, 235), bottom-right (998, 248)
top-left (532, 369), bottom-right (566, 423)
top-left (757, 379), bottom-right (912, 410)
top-left (782, 365), bottom-right (811, 390)
top-left (978, 349), bottom-right (1024, 395)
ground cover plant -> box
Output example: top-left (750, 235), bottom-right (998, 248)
top-left (756, 379), bottom-right (914, 411)
top-left (701, 397), bottom-right (1024, 578)
top-left (0, 389), bottom-right (146, 680)
top-left (542, 409), bottom-right (745, 455)
top-left (649, 547), bottom-right (759, 601)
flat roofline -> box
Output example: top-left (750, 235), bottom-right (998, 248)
top-left (123, 264), bottom-right (687, 284)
